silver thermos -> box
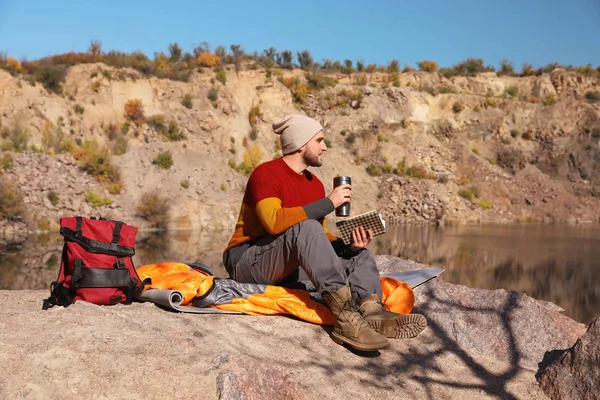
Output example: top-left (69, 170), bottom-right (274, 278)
top-left (333, 176), bottom-right (351, 217)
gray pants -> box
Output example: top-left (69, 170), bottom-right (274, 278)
top-left (227, 220), bottom-right (382, 301)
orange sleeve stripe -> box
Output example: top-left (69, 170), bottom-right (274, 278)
top-left (255, 197), bottom-right (307, 235)
top-left (323, 219), bottom-right (338, 242)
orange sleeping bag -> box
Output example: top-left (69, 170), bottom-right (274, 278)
top-left (137, 262), bottom-right (415, 326)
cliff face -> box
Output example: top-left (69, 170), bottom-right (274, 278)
top-left (0, 64), bottom-right (599, 238)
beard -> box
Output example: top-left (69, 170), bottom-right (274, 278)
top-left (303, 147), bottom-right (322, 167)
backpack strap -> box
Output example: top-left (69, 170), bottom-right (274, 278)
top-left (42, 280), bottom-right (76, 310)
top-left (75, 216), bottom-right (83, 240)
top-left (110, 222), bottom-right (123, 252)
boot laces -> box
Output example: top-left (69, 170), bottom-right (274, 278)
top-left (342, 298), bottom-right (367, 326)
top-left (373, 295), bottom-right (390, 311)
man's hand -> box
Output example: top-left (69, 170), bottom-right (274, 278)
top-left (349, 226), bottom-right (373, 251)
top-left (327, 184), bottom-right (352, 208)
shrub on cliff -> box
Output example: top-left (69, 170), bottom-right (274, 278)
top-left (137, 192), bottom-right (170, 230)
top-left (30, 62), bottom-right (68, 93)
top-left (181, 94), bottom-right (193, 109)
top-left (72, 140), bottom-right (122, 190)
top-left (417, 60), bottom-right (438, 72)
top-left (41, 119), bottom-right (66, 154)
top-left (153, 151), bottom-right (173, 169)
top-left (1, 116), bottom-right (30, 152)
top-left (215, 69), bottom-right (227, 85)
top-left (85, 190), bottom-right (112, 207)
top-left (498, 59), bottom-right (516, 76)
top-left (248, 104), bottom-right (262, 126)
top-left (1, 56), bottom-right (23, 75)
top-left (585, 91), bottom-right (600, 103)
top-left (124, 99), bottom-right (145, 125)
top-left (196, 52), bottom-right (220, 68)
top-left (0, 176), bottom-right (24, 221)
top-left (0, 153), bottom-right (12, 170)
top-left (496, 148), bottom-right (526, 175)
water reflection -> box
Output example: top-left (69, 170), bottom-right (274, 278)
top-left (373, 224), bottom-right (600, 325)
top-left (1, 224), bottom-right (598, 324)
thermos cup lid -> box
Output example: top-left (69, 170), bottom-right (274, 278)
top-left (333, 176), bottom-right (351, 185)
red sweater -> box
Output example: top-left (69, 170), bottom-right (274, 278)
top-left (225, 157), bottom-right (337, 251)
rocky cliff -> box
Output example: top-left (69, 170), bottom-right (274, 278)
top-left (1, 63), bottom-right (599, 239)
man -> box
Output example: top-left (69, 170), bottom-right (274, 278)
top-left (223, 114), bottom-right (426, 351)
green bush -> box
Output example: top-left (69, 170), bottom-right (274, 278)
top-left (366, 163), bottom-right (382, 176)
top-left (2, 118), bottom-right (30, 152)
top-left (486, 98), bottom-right (498, 108)
top-left (153, 150), bottom-right (173, 169)
top-left (585, 91), bottom-right (600, 103)
top-left (510, 129), bottom-right (519, 138)
top-left (35, 63), bottom-right (67, 93)
top-left (542, 95), bottom-right (557, 106)
top-left (75, 140), bottom-right (122, 185)
top-left (406, 164), bottom-right (430, 179)
top-left (0, 153), bottom-right (12, 170)
top-left (249, 126), bottom-right (259, 141)
top-left (393, 157), bottom-right (407, 175)
top-left (74, 104), bottom-right (85, 114)
top-left (137, 192), bottom-right (170, 230)
top-left (345, 132), bottom-right (357, 144)
top-left (208, 87), bottom-right (219, 102)
top-left (181, 94), bottom-right (193, 109)
top-left (164, 120), bottom-right (185, 141)
top-left (180, 179), bottom-right (190, 189)
top-left (387, 59), bottom-right (400, 73)
top-left (458, 188), bottom-right (473, 200)
top-left (439, 87), bottom-right (457, 94)
top-left (498, 59), bottom-right (516, 76)
top-left (85, 190), bottom-right (112, 207)
top-left (478, 199), bottom-right (493, 209)
top-left (121, 122), bottom-right (130, 135)
top-left (248, 104), bottom-right (262, 126)
top-left (452, 101), bottom-right (464, 113)
top-left (46, 253), bottom-right (59, 268)
top-left (47, 190), bottom-right (59, 206)
top-left (41, 119), bottom-right (66, 154)
top-left (495, 148), bottom-right (526, 175)
top-left (113, 135), bottom-right (128, 155)
top-left (215, 69), bottom-right (227, 85)
top-left (504, 86), bottom-right (519, 97)
top-left (0, 176), bottom-right (24, 221)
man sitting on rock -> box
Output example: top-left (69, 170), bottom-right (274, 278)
top-left (223, 114), bottom-right (426, 351)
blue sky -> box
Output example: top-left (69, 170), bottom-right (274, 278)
top-left (1, 0), bottom-right (599, 70)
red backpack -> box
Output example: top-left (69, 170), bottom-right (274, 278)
top-left (43, 216), bottom-right (146, 309)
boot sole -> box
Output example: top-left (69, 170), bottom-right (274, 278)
top-left (367, 313), bottom-right (427, 339)
top-left (331, 332), bottom-right (389, 351)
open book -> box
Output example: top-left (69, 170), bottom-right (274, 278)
top-left (335, 210), bottom-right (387, 245)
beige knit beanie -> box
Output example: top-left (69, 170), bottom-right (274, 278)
top-left (272, 114), bottom-right (323, 155)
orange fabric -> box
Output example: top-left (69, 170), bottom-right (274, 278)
top-left (137, 262), bottom-right (415, 326)
top-left (255, 197), bottom-right (308, 235)
top-left (380, 277), bottom-right (415, 315)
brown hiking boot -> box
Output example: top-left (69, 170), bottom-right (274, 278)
top-left (324, 286), bottom-right (389, 351)
top-left (359, 294), bottom-right (427, 339)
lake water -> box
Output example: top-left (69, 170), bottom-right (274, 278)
top-left (2, 223), bottom-right (598, 325)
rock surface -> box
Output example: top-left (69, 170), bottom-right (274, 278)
top-left (536, 318), bottom-right (600, 400)
top-left (0, 256), bottom-right (590, 399)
